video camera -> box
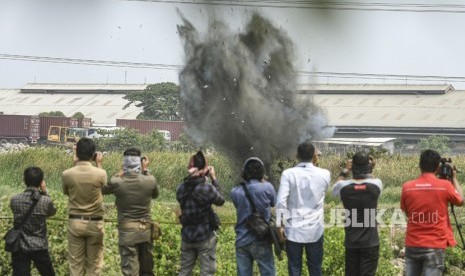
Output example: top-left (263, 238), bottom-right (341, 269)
top-left (438, 157), bottom-right (465, 250)
top-left (438, 158), bottom-right (454, 180)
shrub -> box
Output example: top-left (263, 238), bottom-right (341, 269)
top-left (1, 149), bottom-right (465, 274)
top-left (417, 135), bottom-right (451, 155)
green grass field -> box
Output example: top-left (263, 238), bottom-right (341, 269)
top-left (1, 148), bottom-right (464, 275)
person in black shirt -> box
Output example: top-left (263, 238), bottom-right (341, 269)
top-left (332, 152), bottom-right (383, 276)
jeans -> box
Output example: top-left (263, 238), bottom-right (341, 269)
top-left (286, 234), bottom-right (323, 276)
top-left (179, 234), bottom-right (217, 276)
top-left (405, 247), bottom-right (445, 276)
top-left (119, 242), bottom-right (154, 276)
top-left (236, 241), bottom-right (276, 276)
top-left (345, 246), bottom-right (379, 276)
top-left (67, 219), bottom-right (105, 276)
top-left (12, 250), bottom-right (55, 276)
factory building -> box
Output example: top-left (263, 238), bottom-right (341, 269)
top-left (1, 83), bottom-right (464, 150)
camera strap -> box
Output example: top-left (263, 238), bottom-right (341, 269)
top-left (240, 182), bottom-right (261, 215)
top-left (14, 192), bottom-right (40, 230)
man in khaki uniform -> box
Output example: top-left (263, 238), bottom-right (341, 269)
top-left (62, 138), bottom-right (108, 276)
top-left (103, 147), bottom-right (158, 276)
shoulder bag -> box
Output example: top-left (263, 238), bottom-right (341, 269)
top-left (241, 182), bottom-right (270, 237)
top-left (4, 194), bottom-right (40, 253)
top-left (241, 182), bottom-right (284, 260)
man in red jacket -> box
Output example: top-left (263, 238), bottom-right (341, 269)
top-left (401, 149), bottom-right (463, 276)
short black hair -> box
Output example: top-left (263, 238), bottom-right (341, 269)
top-left (24, 167), bottom-right (44, 187)
top-left (76, 138), bottom-right (96, 161)
top-left (192, 151), bottom-right (206, 169)
top-left (419, 149), bottom-right (441, 173)
top-left (123, 147), bottom-right (141, 157)
top-left (297, 142), bottom-right (315, 162)
top-left (352, 152), bottom-right (373, 178)
top-left (242, 159), bottom-right (265, 181)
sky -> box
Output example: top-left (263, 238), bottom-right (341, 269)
top-left (1, 0), bottom-right (465, 89)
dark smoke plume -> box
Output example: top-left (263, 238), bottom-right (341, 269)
top-left (177, 13), bottom-right (334, 167)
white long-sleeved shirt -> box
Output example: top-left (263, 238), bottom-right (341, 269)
top-left (276, 162), bottom-right (330, 243)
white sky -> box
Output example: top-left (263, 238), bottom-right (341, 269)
top-left (1, 0), bottom-right (465, 88)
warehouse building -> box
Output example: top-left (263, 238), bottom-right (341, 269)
top-left (0, 83), bottom-right (146, 125)
top-left (298, 84), bottom-right (465, 144)
top-left (1, 83), bottom-right (464, 148)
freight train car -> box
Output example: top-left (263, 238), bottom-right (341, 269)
top-left (0, 114), bottom-right (40, 143)
top-left (0, 114), bottom-right (92, 145)
top-left (116, 119), bottom-right (185, 141)
top-left (77, 117), bottom-right (92, 128)
top-left (39, 116), bottom-right (79, 138)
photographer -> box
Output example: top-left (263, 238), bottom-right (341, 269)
top-left (401, 149), bottom-right (464, 276)
top-left (9, 167), bottom-right (56, 276)
top-left (102, 147), bottom-right (158, 276)
top-left (332, 152), bottom-right (382, 276)
top-left (176, 151), bottom-right (225, 276)
top-left (230, 157), bottom-right (276, 276)
top-left (62, 138), bottom-right (108, 276)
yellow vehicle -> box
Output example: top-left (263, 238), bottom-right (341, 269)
top-left (47, 126), bottom-right (86, 147)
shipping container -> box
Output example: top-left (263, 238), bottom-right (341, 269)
top-left (116, 119), bottom-right (185, 140)
top-left (78, 118), bottom-right (92, 128)
top-left (39, 116), bottom-right (79, 138)
top-left (0, 114), bottom-right (40, 143)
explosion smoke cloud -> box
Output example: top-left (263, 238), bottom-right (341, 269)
top-left (178, 12), bottom-right (334, 167)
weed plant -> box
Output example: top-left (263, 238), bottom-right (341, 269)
top-left (1, 148), bottom-right (465, 274)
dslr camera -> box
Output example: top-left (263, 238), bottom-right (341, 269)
top-left (438, 158), bottom-right (453, 180)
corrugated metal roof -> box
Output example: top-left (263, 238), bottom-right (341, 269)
top-left (2, 83), bottom-right (465, 128)
top-left (0, 89), bottom-right (142, 124)
top-left (21, 83), bottom-right (148, 94)
top-left (298, 84), bottom-right (454, 94)
top-left (299, 88), bottom-right (465, 128)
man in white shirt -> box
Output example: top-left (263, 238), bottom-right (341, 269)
top-left (276, 142), bottom-right (330, 276)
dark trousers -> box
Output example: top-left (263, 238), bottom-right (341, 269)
top-left (405, 247), bottom-right (445, 276)
top-left (286, 234), bottom-right (324, 276)
top-left (119, 241), bottom-right (154, 276)
top-left (137, 242), bottom-right (154, 276)
top-left (12, 250), bottom-right (55, 276)
top-left (345, 246), bottom-right (379, 276)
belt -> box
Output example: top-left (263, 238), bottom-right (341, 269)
top-left (69, 214), bottom-right (103, 221)
top-left (120, 220), bottom-right (151, 230)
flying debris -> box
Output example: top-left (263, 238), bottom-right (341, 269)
top-left (177, 12), bottom-right (334, 167)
